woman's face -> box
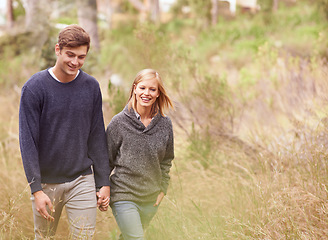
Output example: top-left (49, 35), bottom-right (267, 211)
top-left (134, 78), bottom-right (160, 110)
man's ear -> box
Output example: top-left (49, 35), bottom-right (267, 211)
top-left (55, 43), bottom-right (61, 56)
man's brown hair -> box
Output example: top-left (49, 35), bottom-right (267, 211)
top-left (58, 24), bottom-right (90, 52)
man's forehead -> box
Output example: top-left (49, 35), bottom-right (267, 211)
top-left (62, 46), bottom-right (88, 55)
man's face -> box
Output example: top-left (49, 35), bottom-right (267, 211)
top-left (55, 44), bottom-right (88, 78)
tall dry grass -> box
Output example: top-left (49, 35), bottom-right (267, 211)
top-left (1, 2), bottom-right (328, 239)
top-left (1, 59), bottom-right (328, 239)
top-left (157, 43), bottom-right (328, 239)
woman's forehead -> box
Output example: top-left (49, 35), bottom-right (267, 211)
top-left (137, 78), bottom-right (158, 85)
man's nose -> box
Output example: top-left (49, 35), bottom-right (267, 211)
top-left (71, 57), bottom-right (78, 65)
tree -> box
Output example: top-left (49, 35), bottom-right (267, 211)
top-left (272, 0), bottom-right (279, 12)
top-left (211, 0), bottom-right (218, 26)
top-left (128, 0), bottom-right (161, 23)
top-left (24, 0), bottom-right (51, 48)
top-left (105, 0), bottom-right (113, 29)
top-left (149, 0), bottom-right (160, 23)
top-left (6, 0), bottom-right (14, 29)
top-left (76, 0), bottom-right (100, 51)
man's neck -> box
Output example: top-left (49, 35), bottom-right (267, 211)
top-left (51, 65), bottom-right (79, 83)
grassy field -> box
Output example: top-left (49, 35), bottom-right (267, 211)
top-left (1, 0), bottom-right (328, 239)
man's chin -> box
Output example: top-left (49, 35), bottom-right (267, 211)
top-left (66, 69), bottom-right (78, 76)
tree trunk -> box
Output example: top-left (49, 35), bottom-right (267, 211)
top-left (149, 0), bottom-right (160, 23)
top-left (128, 0), bottom-right (147, 12)
top-left (272, 0), bottom-right (279, 12)
top-left (211, 0), bottom-right (218, 26)
top-left (128, 0), bottom-right (161, 23)
top-left (105, 0), bottom-right (112, 29)
top-left (24, 0), bottom-right (51, 48)
top-left (6, 0), bottom-right (14, 29)
top-left (77, 0), bottom-right (100, 51)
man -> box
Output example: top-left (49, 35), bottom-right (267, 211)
top-left (19, 24), bottom-right (110, 239)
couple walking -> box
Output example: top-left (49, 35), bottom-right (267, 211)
top-left (19, 24), bottom-right (174, 239)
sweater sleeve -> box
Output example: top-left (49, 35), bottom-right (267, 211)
top-left (160, 119), bottom-right (175, 194)
top-left (87, 87), bottom-right (111, 188)
top-left (106, 119), bottom-right (119, 173)
top-left (19, 86), bottom-right (42, 194)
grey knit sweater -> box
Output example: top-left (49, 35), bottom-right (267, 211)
top-left (106, 105), bottom-right (174, 203)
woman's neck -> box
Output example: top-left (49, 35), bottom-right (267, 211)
top-left (136, 106), bottom-right (153, 127)
top-left (136, 105), bottom-right (152, 119)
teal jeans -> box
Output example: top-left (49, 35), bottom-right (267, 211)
top-left (111, 201), bottom-right (159, 240)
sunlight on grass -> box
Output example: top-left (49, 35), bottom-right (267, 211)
top-left (1, 1), bottom-right (328, 239)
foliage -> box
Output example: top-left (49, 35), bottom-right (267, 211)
top-left (1, 0), bottom-right (328, 239)
top-left (317, 0), bottom-right (328, 19)
top-left (39, 26), bottom-right (60, 70)
top-left (107, 81), bottom-right (128, 115)
top-left (12, 0), bottom-right (25, 20)
top-left (170, 0), bottom-right (212, 26)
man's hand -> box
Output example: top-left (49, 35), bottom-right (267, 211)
top-left (97, 186), bottom-right (110, 211)
top-left (154, 192), bottom-right (165, 206)
top-left (33, 191), bottom-right (55, 221)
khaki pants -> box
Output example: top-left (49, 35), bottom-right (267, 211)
top-left (31, 174), bottom-right (97, 239)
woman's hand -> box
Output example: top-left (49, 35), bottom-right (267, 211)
top-left (98, 196), bottom-right (110, 211)
top-left (154, 192), bottom-right (165, 206)
top-left (97, 186), bottom-right (110, 211)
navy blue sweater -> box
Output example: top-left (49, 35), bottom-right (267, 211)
top-left (19, 69), bottom-right (110, 194)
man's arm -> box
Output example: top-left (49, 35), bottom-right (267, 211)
top-left (87, 86), bottom-right (111, 196)
top-left (19, 86), bottom-right (43, 194)
top-left (20, 86), bottom-right (55, 220)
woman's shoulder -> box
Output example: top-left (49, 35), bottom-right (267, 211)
top-left (158, 115), bottom-right (173, 132)
top-left (107, 110), bottom-right (125, 128)
top-left (160, 114), bottom-right (172, 124)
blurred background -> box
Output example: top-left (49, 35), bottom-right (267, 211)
top-left (0, 0), bottom-right (328, 239)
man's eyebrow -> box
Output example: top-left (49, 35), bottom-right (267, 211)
top-left (66, 51), bottom-right (87, 57)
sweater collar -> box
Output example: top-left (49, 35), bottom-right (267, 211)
top-left (123, 105), bottom-right (161, 132)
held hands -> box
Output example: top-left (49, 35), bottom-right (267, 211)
top-left (154, 192), bottom-right (165, 206)
top-left (97, 186), bottom-right (110, 211)
top-left (97, 189), bottom-right (164, 209)
top-left (33, 191), bottom-right (55, 222)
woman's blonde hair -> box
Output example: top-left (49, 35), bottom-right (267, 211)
top-left (128, 69), bottom-right (174, 117)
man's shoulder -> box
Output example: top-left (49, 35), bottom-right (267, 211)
top-left (24, 69), bottom-right (49, 88)
top-left (80, 70), bottom-right (99, 85)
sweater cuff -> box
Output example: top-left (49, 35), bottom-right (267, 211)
top-left (30, 180), bottom-right (43, 194)
top-left (161, 184), bottom-right (168, 195)
top-left (94, 174), bottom-right (110, 189)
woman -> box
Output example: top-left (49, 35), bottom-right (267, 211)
top-left (104, 69), bottom-right (175, 240)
